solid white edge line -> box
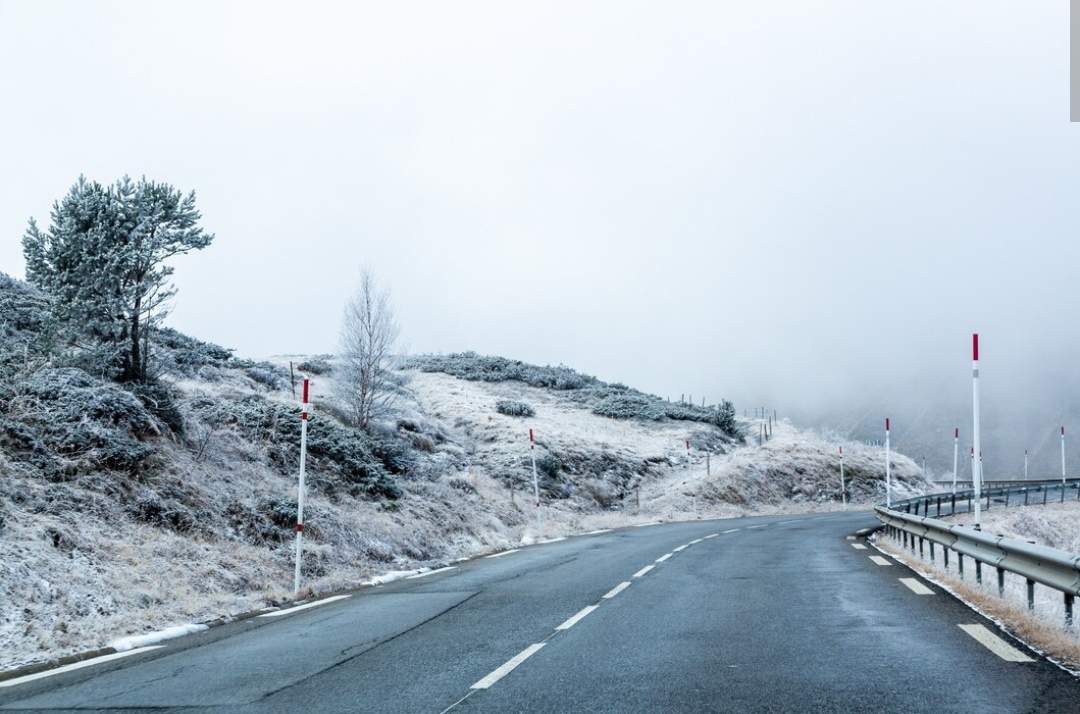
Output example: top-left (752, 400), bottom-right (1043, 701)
top-left (868, 555), bottom-right (892, 566)
top-left (704, 533), bottom-right (719, 539)
top-left (407, 566), bottom-right (457, 579)
top-left (689, 538), bottom-right (703, 544)
top-left (633, 564), bottom-right (655, 578)
top-left (851, 543), bottom-right (868, 550)
top-left (634, 522), bottom-right (660, 528)
top-left (0, 646), bottom-right (165, 688)
top-left (485, 549), bottom-right (520, 559)
top-left (556, 605), bottom-right (599, 631)
top-left (958, 624), bottom-right (1034, 662)
top-left (585, 529), bottom-right (612, 535)
top-left (655, 553), bottom-right (672, 563)
top-left (471, 643), bottom-right (546, 689)
top-left (603, 581), bottom-right (631, 599)
top-left (673, 545), bottom-right (688, 552)
top-left (537, 537), bottom-right (566, 544)
top-left (257, 594), bottom-right (351, 618)
top-left (898, 577), bottom-right (934, 595)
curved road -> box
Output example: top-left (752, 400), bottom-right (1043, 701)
top-left (2, 511), bottom-right (1078, 712)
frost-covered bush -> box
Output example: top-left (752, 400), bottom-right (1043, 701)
top-left (404, 352), bottom-right (599, 390)
top-left (5, 368), bottom-right (162, 477)
top-left (495, 400), bottom-right (535, 417)
top-left (536, 452), bottom-right (561, 480)
top-left (151, 327), bottom-right (233, 377)
top-left (244, 363), bottom-right (286, 390)
top-left (297, 357), bottom-right (333, 375)
top-left (191, 394), bottom-right (401, 499)
top-left (131, 382), bottom-right (185, 435)
top-left (592, 393), bottom-right (665, 421)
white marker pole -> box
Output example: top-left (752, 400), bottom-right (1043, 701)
top-left (885, 418), bottom-right (892, 508)
top-left (952, 428), bottom-right (959, 494)
top-left (972, 334), bottom-right (982, 529)
top-left (1024, 449), bottom-right (1029, 480)
top-left (529, 428), bottom-right (542, 534)
top-left (686, 439), bottom-right (691, 471)
top-left (293, 378), bottom-right (311, 594)
top-left (839, 446), bottom-right (846, 507)
top-left (1061, 426), bottom-right (1067, 485)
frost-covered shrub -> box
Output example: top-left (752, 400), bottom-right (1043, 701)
top-left (131, 382), bottom-right (185, 435)
top-left (404, 352), bottom-right (599, 390)
top-left (592, 393), bottom-right (665, 421)
top-left (151, 327), bottom-right (233, 377)
top-left (192, 395), bottom-right (401, 499)
top-left (297, 357), bottom-right (333, 375)
top-left (536, 452), bottom-right (561, 480)
top-left (7, 368), bottom-right (162, 477)
top-left (495, 400), bottom-right (535, 417)
top-left (244, 363), bottom-right (285, 390)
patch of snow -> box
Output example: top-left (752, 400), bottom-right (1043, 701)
top-left (109, 623), bottom-right (209, 652)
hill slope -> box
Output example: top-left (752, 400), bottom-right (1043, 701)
top-left (0, 274), bottom-right (927, 670)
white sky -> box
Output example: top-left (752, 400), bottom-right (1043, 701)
top-left (2, 1), bottom-right (1079, 468)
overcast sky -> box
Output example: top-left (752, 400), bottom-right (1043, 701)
top-left (2, 1), bottom-right (1079, 469)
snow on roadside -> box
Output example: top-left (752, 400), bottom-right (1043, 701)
top-left (110, 624), bottom-right (209, 652)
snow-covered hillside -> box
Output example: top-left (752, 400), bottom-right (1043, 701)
top-left (0, 275), bottom-right (929, 670)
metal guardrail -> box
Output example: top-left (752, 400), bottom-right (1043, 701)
top-left (891, 479), bottom-right (1080, 519)
top-left (932, 478), bottom-right (1078, 488)
top-left (874, 488), bottom-right (1080, 627)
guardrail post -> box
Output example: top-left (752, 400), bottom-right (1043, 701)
top-left (986, 490), bottom-right (991, 511)
top-left (975, 560), bottom-right (982, 584)
top-left (1066, 594), bottom-right (1075, 629)
top-left (958, 553), bottom-right (964, 578)
top-left (1004, 489), bottom-right (1009, 507)
top-left (918, 536), bottom-right (924, 557)
top-left (951, 493), bottom-right (957, 515)
top-left (936, 496), bottom-right (942, 516)
top-left (967, 493), bottom-right (972, 513)
top-left (996, 567), bottom-right (1005, 596)
top-left (1024, 488), bottom-right (1029, 506)
top-left (1061, 484), bottom-right (1066, 504)
top-left (1043, 486), bottom-right (1048, 506)
top-left (944, 547), bottom-right (950, 568)
top-left (1026, 579), bottom-right (1035, 610)
top-left (929, 542), bottom-right (935, 562)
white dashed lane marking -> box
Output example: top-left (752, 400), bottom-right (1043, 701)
top-left (722, 529), bottom-right (740, 534)
top-left (470, 643), bottom-right (546, 689)
top-left (958, 624), bottom-right (1034, 662)
top-left (603, 581), bottom-right (631, 599)
top-left (868, 556), bottom-right (892, 566)
top-left (633, 565), bottom-right (655, 578)
top-left (556, 605), bottom-right (599, 631)
top-left (672, 545), bottom-right (688, 553)
top-left (899, 578), bottom-right (934, 595)
top-left (850, 543), bottom-right (867, 550)
top-left (655, 553), bottom-right (672, 563)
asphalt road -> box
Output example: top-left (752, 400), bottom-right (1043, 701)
top-left (2, 510), bottom-right (1078, 713)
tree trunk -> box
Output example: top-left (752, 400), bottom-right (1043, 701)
top-left (129, 295), bottom-right (142, 382)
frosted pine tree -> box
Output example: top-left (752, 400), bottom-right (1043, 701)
top-left (23, 176), bottom-right (214, 382)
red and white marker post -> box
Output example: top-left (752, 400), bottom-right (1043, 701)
top-left (293, 379), bottom-right (311, 594)
top-left (972, 334), bottom-right (983, 529)
top-left (884, 418), bottom-right (891, 507)
top-left (529, 429), bottom-right (543, 534)
top-left (839, 446), bottom-right (846, 507)
top-left (952, 428), bottom-right (959, 495)
top-left (1061, 426), bottom-right (1067, 486)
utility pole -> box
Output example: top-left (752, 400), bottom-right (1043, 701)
top-left (972, 333), bottom-right (982, 530)
top-left (293, 379), bottom-right (311, 594)
top-left (885, 418), bottom-right (892, 508)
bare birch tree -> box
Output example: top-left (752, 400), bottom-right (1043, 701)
top-left (336, 271), bottom-right (400, 430)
